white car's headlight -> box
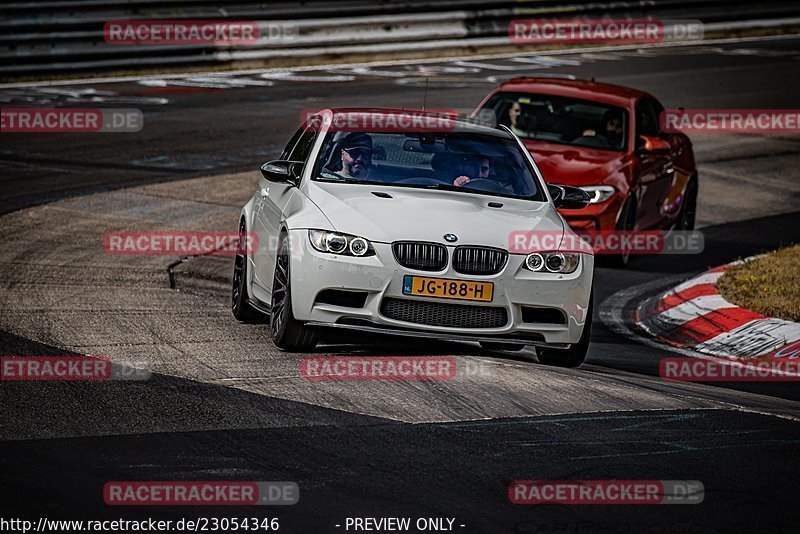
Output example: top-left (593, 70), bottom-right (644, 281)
top-left (578, 185), bottom-right (615, 204)
top-left (524, 252), bottom-right (580, 273)
top-left (309, 230), bottom-right (375, 257)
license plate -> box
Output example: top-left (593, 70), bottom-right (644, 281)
top-left (402, 275), bottom-right (493, 302)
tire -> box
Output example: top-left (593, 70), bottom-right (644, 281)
top-left (676, 179), bottom-right (698, 231)
top-left (536, 295), bottom-right (592, 368)
top-left (607, 197), bottom-right (636, 267)
top-left (479, 341), bottom-right (526, 352)
top-left (270, 231), bottom-right (319, 352)
top-left (231, 219), bottom-right (262, 322)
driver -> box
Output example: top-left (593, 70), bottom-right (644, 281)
top-left (582, 109), bottom-right (624, 148)
top-left (339, 132), bottom-right (373, 179)
top-left (453, 156), bottom-right (490, 186)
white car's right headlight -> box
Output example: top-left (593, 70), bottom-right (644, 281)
top-left (578, 185), bottom-right (616, 204)
top-left (524, 252), bottom-right (580, 273)
top-left (308, 230), bottom-right (375, 257)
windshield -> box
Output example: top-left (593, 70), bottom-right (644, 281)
top-left (478, 92), bottom-right (628, 151)
top-left (312, 130), bottom-right (546, 201)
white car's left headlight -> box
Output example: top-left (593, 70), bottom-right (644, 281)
top-left (308, 230), bottom-right (375, 257)
top-left (578, 185), bottom-right (615, 204)
top-left (524, 252), bottom-right (581, 273)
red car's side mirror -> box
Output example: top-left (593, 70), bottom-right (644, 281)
top-left (637, 135), bottom-right (671, 155)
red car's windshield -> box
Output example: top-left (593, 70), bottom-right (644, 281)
top-left (477, 92), bottom-right (628, 151)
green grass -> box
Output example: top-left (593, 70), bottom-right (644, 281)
top-left (717, 244), bottom-right (800, 322)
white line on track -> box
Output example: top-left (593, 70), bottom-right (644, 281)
top-left (2, 34), bottom-right (799, 89)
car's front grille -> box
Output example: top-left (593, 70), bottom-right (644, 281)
top-left (392, 241), bottom-right (447, 271)
top-left (381, 298), bottom-right (508, 329)
top-left (453, 246), bottom-right (508, 275)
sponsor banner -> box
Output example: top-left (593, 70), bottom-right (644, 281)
top-left (1, 108), bottom-right (143, 133)
top-left (1, 356), bottom-right (112, 381)
top-left (508, 230), bottom-right (704, 255)
top-left (509, 480), bottom-right (704, 505)
top-left (103, 20), bottom-right (289, 45)
top-left (104, 231), bottom-right (257, 256)
top-left (660, 357), bottom-right (800, 381)
top-left (661, 109), bottom-right (800, 134)
top-left (104, 481), bottom-right (299, 506)
top-left (302, 109), bottom-right (460, 133)
top-left (509, 19), bottom-right (703, 44)
top-left (301, 356), bottom-right (457, 381)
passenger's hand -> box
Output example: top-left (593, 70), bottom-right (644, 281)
top-left (453, 176), bottom-right (471, 186)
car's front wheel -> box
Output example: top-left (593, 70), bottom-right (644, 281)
top-left (270, 231), bottom-right (319, 352)
top-left (536, 295), bottom-right (592, 368)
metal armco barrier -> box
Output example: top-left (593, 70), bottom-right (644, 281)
top-left (2, 0), bottom-right (800, 80)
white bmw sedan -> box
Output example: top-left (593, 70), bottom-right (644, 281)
top-left (232, 108), bottom-right (594, 367)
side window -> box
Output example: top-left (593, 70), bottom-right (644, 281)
top-left (280, 127), bottom-right (304, 160)
top-left (636, 100), bottom-right (660, 137)
top-left (288, 129), bottom-right (317, 163)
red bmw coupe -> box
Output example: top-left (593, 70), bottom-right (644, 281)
top-left (473, 77), bottom-right (697, 264)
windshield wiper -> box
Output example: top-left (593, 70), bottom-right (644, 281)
top-left (317, 171), bottom-right (370, 184)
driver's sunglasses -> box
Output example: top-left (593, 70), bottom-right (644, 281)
top-left (344, 148), bottom-right (372, 158)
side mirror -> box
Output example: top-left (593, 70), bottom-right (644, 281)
top-left (549, 183), bottom-right (591, 210)
top-left (636, 135), bottom-right (670, 156)
top-left (260, 160), bottom-right (301, 185)
top-left (547, 183), bottom-right (564, 204)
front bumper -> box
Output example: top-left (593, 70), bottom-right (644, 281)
top-left (558, 193), bottom-right (624, 231)
top-left (289, 229), bottom-right (593, 345)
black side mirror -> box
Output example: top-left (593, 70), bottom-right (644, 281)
top-left (260, 160), bottom-right (301, 185)
top-left (547, 183), bottom-right (564, 204)
top-left (549, 183), bottom-right (591, 209)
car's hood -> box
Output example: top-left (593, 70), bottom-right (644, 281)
top-left (307, 182), bottom-right (564, 250)
top-left (523, 140), bottom-right (630, 186)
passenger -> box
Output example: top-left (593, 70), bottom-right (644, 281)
top-left (508, 102), bottom-right (526, 137)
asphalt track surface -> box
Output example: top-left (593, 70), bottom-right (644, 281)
top-left (1, 37), bottom-right (800, 533)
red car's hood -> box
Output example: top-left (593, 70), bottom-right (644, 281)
top-left (523, 140), bottom-right (630, 186)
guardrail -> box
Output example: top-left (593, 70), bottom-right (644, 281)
top-left (2, 0), bottom-right (800, 80)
